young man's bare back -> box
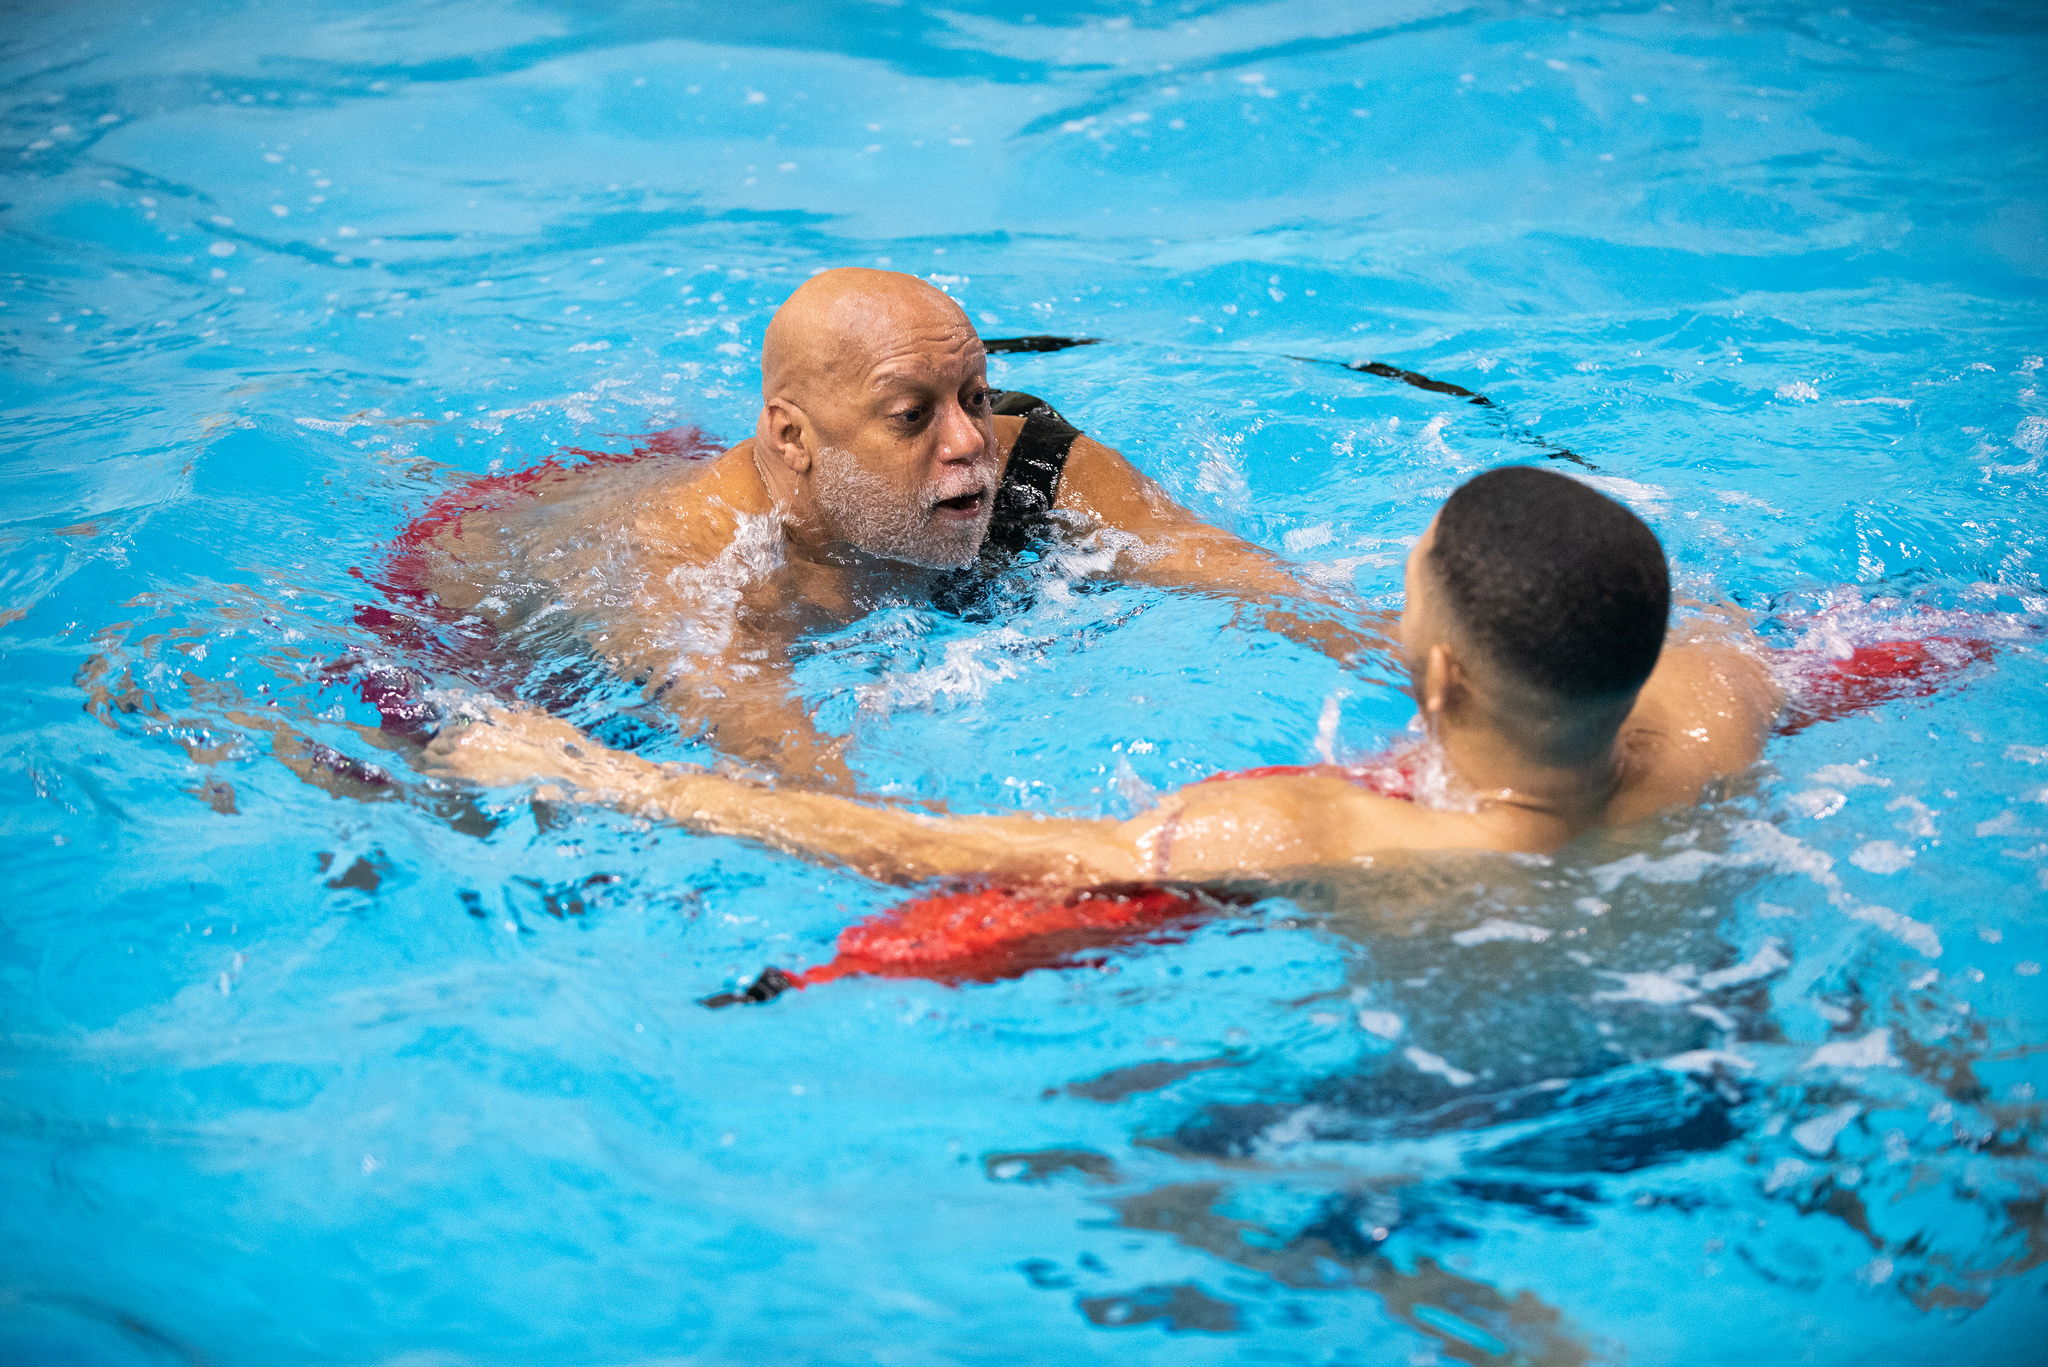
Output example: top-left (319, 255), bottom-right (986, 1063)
top-left (413, 269), bottom-right (1384, 789)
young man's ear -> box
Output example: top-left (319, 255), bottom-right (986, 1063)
top-left (758, 397), bottom-right (815, 476)
top-left (1418, 643), bottom-right (1472, 728)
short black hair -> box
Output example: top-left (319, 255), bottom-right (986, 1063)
top-left (1427, 466), bottom-right (1669, 698)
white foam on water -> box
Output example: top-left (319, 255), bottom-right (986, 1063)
top-left (1312, 688), bottom-right (1347, 764)
top-left (2012, 415), bottom-right (2048, 456)
top-left (1110, 754), bottom-right (1157, 813)
top-left (1886, 794), bottom-right (1938, 837)
top-left (1575, 474), bottom-right (1669, 517)
top-left (1590, 820), bottom-right (1942, 958)
top-left (1791, 1102), bottom-right (1861, 1155)
top-left (1698, 939), bottom-right (1790, 990)
top-left (1849, 840), bottom-right (1915, 874)
top-left (1357, 1010), bottom-right (1404, 1039)
top-left (652, 510), bottom-right (786, 664)
top-left (1282, 522), bottom-right (1332, 554)
top-left (860, 631), bottom-right (1024, 713)
top-left (1404, 1046), bottom-right (1475, 1087)
top-left (1190, 422), bottom-right (1250, 519)
top-left (1592, 970), bottom-right (1700, 1005)
top-left (1787, 788), bottom-right (1846, 819)
top-left (1451, 919), bottom-right (1551, 948)
top-left (1660, 1049), bottom-right (1755, 1075)
top-left (1803, 1028), bottom-right (1901, 1070)
top-left (1812, 763), bottom-right (1889, 790)
top-left (1689, 1003), bottom-right (1737, 1031)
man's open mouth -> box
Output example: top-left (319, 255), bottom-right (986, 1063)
top-left (933, 490), bottom-right (985, 515)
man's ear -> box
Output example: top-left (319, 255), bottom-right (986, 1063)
top-left (1419, 643), bottom-right (1472, 727)
top-left (758, 397), bottom-right (815, 476)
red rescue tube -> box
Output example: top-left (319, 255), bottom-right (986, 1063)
top-left (365, 426), bottom-right (718, 610)
top-left (702, 885), bottom-right (1227, 1006)
top-left (341, 428), bottom-right (720, 734)
top-left (1774, 635), bottom-right (1997, 736)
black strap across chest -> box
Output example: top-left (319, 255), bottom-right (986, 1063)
top-left (983, 389), bottom-right (1080, 557)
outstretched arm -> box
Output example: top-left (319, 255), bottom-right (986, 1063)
top-left (1054, 435), bottom-right (1397, 670)
top-left (428, 707), bottom-right (1137, 883)
top-left (421, 706), bottom-right (1405, 884)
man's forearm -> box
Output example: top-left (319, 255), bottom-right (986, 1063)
top-left (638, 769), bottom-right (1132, 884)
top-left (1114, 525), bottom-right (1397, 666)
top-left (438, 709), bottom-right (1134, 885)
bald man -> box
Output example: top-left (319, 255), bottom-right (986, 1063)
top-left (415, 269), bottom-right (1383, 789)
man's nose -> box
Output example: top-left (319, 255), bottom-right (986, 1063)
top-left (932, 398), bottom-right (987, 464)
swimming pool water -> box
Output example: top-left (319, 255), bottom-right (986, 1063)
top-left (4, 2), bottom-right (2046, 1363)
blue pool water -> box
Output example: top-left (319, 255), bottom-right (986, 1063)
top-left (5, 1), bottom-right (2047, 1362)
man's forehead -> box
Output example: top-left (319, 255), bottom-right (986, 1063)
top-left (860, 323), bottom-right (986, 391)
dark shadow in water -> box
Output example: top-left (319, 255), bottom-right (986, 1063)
top-left (1105, 1181), bottom-right (1610, 1365)
top-left (1052, 1053), bottom-right (1246, 1102)
top-left (1078, 1281), bottom-right (1241, 1333)
top-left (0, 1290), bottom-right (206, 1367)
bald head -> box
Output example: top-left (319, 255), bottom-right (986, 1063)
top-left (762, 268), bottom-right (979, 419)
top-left (749, 268), bottom-right (1001, 569)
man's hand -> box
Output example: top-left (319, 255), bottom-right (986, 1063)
top-left (421, 705), bottom-right (648, 798)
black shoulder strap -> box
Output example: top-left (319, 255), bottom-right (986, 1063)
top-left (985, 390), bottom-right (1079, 556)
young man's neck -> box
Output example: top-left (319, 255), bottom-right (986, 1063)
top-left (1436, 719), bottom-right (1627, 841)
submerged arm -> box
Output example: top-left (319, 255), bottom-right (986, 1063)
top-left (644, 638), bottom-right (859, 792)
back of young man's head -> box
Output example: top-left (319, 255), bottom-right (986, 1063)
top-left (1428, 466), bottom-right (1670, 715)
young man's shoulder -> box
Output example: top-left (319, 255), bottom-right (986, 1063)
top-left (1177, 772), bottom-right (1461, 860)
top-left (1607, 635), bottom-right (1782, 822)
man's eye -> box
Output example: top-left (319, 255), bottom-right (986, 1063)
top-left (969, 388), bottom-right (991, 408)
top-left (896, 408), bottom-right (926, 425)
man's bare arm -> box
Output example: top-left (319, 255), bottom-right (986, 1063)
top-left (652, 645), bottom-right (859, 790)
top-left (1052, 435), bottom-right (1397, 668)
top-left (422, 706), bottom-right (1430, 884)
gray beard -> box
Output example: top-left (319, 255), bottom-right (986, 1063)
top-left (810, 446), bottom-right (997, 569)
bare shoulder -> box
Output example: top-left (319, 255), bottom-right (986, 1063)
top-left (1155, 774), bottom-right (1469, 876)
top-left (1606, 632), bottom-right (1783, 823)
top-left (418, 443), bottom-right (759, 616)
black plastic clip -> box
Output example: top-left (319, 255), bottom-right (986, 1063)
top-left (699, 966), bottom-right (797, 1009)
